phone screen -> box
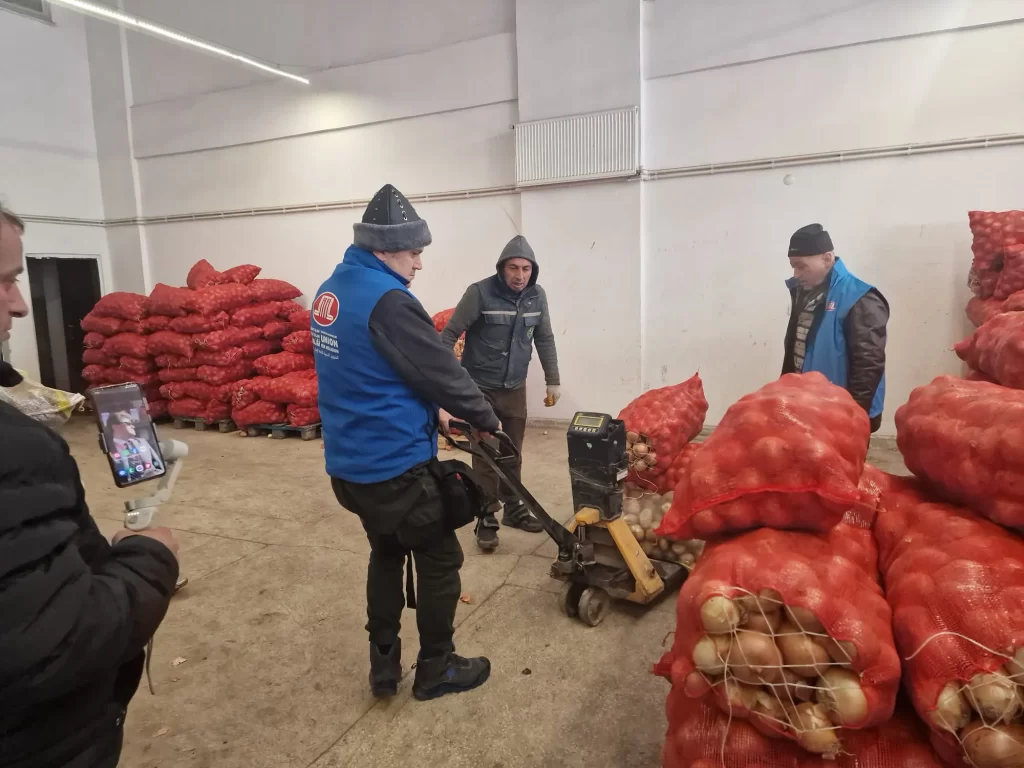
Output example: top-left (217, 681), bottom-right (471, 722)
top-left (90, 383), bottom-right (168, 487)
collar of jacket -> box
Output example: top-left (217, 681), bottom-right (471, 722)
top-left (490, 273), bottom-right (537, 301)
top-left (0, 360), bottom-right (23, 388)
top-left (785, 257), bottom-right (851, 293)
top-left (340, 244), bottom-right (410, 286)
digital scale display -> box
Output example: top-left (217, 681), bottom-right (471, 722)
top-left (573, 414), bottom-right (605, 432)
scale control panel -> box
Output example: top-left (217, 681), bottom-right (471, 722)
top-left (569, 412), bottom-right (608, 436)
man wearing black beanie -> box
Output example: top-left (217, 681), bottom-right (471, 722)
top-left (783, 224), bottom-right (889, 432)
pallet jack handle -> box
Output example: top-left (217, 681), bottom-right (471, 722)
top-left (446, 421), bottom-right (583, 560)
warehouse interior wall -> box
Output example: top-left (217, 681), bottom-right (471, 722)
top-left (3, 0), bottom-right (1024, 433)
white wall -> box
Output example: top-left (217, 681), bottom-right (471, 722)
top-left (0, 6), bottom-right (111, 381)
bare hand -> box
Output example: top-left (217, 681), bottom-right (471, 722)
top-left (114, 526), bottom-right (180, 558)
top-left (478, 421), bottom-right (502, 442)
top-left (438, 408), bottom-right (453, 436)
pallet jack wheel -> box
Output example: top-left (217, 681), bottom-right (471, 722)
top-left (577, 587), bottom-right (610, 627)
top-left (558, 581), bottom-right (586, 618)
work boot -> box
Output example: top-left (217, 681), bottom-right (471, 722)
top-left (475, 515), bottom-right (500, 551)
top-left (412, 652), bottom-right (491, 701)
top-left (369, 639), bottom-right (402, 697)
top-left (502, 500), bottom-right (544, 533)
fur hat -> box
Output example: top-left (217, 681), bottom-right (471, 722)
top-left (789, 223), bottom-right (833, 257)
top-left (353, 184), bottom-right (432, 253)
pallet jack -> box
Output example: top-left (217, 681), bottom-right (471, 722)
top-left (448, 412), bottom-right (689, 627)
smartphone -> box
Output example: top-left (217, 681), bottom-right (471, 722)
top-left (90, 382), bottom-right (168, 488)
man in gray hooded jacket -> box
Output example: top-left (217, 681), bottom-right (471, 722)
top-left (441, 235), bottom-right (560, 550)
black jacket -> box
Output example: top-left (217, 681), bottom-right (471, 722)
top-left (782, 285), bottom-right (889, 415)
top-left (0, 363), bottom-right (178, 768)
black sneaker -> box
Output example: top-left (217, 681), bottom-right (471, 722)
top-left (412, 652), bottom-right (491, 701)
top-left (502, 501), bottom-right (544, 533)
top-left (475, 515), bottom-right (500, 551)
top-left (369, 639), bottom-right (402, 697)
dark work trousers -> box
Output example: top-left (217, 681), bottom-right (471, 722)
top-left (331, 465), bottom-right (464, 659)
top-left (474, 386), bottom-right (528, 509)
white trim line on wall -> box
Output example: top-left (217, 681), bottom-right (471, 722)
top-left (18, 131), bottom-right (1024, 228)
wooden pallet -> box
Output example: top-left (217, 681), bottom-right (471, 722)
top-left (172, 416), bottom-right (237, 433)
top-left (244, 422), bottom-right (322, 441)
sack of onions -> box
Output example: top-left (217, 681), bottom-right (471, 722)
top-left (663, 687), bottom-right (943, 768)
top-left (955, 312), bottom-right (1024, 389)
top-left (655, 519), bottom-right (900, 756)
top-left (621, 483), bottom-right (704, 567)
top-left (657, 373), bottom-right (871, 541)
top-left (617, 373), bottom-right (708, 487)
top-left (657, 442), bottom-right (702, 496)
top-left (431, 307), bottom-right (466, 360)
top-left (896, 376), bottom-right (1024, 530)
top-left (874, 473), bottom-right (1024, 768)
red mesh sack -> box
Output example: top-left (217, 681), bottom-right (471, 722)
top-left (287, 310), bottom-right (311, 332)
top-left (241, 339), bottom-right (281, 359)
top-left (954, 312), bottom-right (1024, 388)
top-left (256, 374), bottom-right (318, 406)
top-left (658, 442), bottom-right (702, 496)
top-left (250, 278), bottom-right (301, 302)
top-left (223, 264), bottom-right (261, 284)
top-left (146, 331), bottom-right (194, 358)
top-left (655, 517), bottom-right (900, 753)
top-left (966, 297), bottom-right (1007, 328)
top-left (82, 349), bottom-right (117, 366)
top-left (145, 284), bottom-right (191, 317)
top-left (895, 375), bottom-right (1024, 529)
top-left (154, 354), bottom-right (190, 368)
top-left (996, 245), bottom-right (1024, 300)
top-left (186, 259), bottom-right (229, 290)
top-left (432, 308), bottom-right (455, 332)
top-left (104, 333), bottom-right (149, 358)
top-left (83, 332), bottom-right (106, 349)
top-left (82, 365), bottom-right (112, 384)
top-left (873, 473), bottom-right (1024, 768)
top-left (281, 330), bottom-right (313, 354)
top-left (126, 372), bottom-right (159, 389)
top-left (193, 326), bottom-right (263, 352)
top-left (1005, 290), bottom-right (1024, 312)
top-left (662, 688), bottom-right (942, 768)
top-left (276, 300), bottom-right (304, 319)
top-left (262, 320), bottom-right (292, 340)
top-left (146, 399), bottom-right (169, 420)
top-left (191, 347), bottom-right (244, 367)
top-left (118, 356), bottom-right (156, 375)
top-left (118, 321), bottom-right (143, 334)
top-left (196, 362), bottom-right (254, 386)
top-left (286, 404), bottom-right (320, 427)
top-left (254, 352), bottom-right (315, 377)
top-left (168, 398), bottom-right (207, 419)
top-left (81, 313), bottom-right (123, 335)
top-left (159, 381), bottom-right (217, 401)
top-left (204, 400), bottom-right (231, 422)
top-left (158, 367), bottom-right (198, 384)
top-left (659, 373), bottom-right (870, 540)
top-left (142, 315), bottom-right (172, 333)
top-left (233, 400), bottom-right (286, 428)
top-left (617, 373), bottom-right (709, 483)
top-left (231, 377), bottom-right (268, 408)
top-left (91, 292), bottom-right (147, 321)
top-left (231, 302), bottom-right (279, 327)
top-left (169, 311), bottom-right (229, 334)
top-left (185, 283), bottom-right (255, 315)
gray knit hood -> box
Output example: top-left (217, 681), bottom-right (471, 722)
top-left (495, 235), bottom-right (539, 287)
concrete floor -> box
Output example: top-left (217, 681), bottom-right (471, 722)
top-left (64, 417), bottom-right (907, 768)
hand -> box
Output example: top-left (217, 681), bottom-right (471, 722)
top-left (438, 408), bottom-right (453, 436)
top-left (113, 526), bottom-right (180, 558)
top-left (477, 420), bottom-right (502, 442)
top-left (545, 385), bottom-right (561, 407)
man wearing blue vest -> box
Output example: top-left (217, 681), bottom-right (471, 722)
top-left (313, 184), bottom-right (500, 702)
top-left (783, 223), bottom-right (889, 432)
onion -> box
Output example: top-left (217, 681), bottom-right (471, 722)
top-left (632, 459), bottom-right (648, 472)
top-left (821, 636), bottom-right (858, 668)
top-left (660, 501), bottom-right (672, 514)
top-left (701, 596), bottom-right (745, 634)
top-left (759, 588), bottom-right (785, 610)
top-left (680, 552), bottom-right (696, 567)
top-left (1008, 648), bottom-right (1024, 681)
top-left (638, 508), bottom-right (654, 529)
top-left (776, 622), bottom-right (831, 677)
top-left (644, 528), bottom-right (659, 543)
top-left (792, 702), bottom-right (841, 757)
top-left (692, 634), bottom-right (732, 675)
top-left (629, 524), bottom-right (645, 540)
top-left (730, 632), bottom-right (783, 684)
top-left (623, 513), bottom-right (639, 527)
top-left (745, 609), bottom-right (783, 634)
top-left (786, 605), bottom-right (825, 634)
top-left (817, 668), bottom-right (868, 726)
top-left (646, 452), bottom-right (658, 466)
top-left (632, 442), bottom-right (649, 457)
top-left (671, 542), bottom-right (688, 556)
top-left (962, 721), bottom-right (1024, 768)
top-left (751, 689), bottom-right (790, 733)
top-left (782, 669), bottom-right (816, 702)
top-left (622, 497), bottom-right (640, 517)
top-left (928, 682), bottom-right (971, 733)
top-left (721, 678), bottom-right (759, 711)
top-left (684, 670), bottom-right (712, 697)
top-left (967, 669), bottom-right (1023, 724)
top-left (626, 430), bottom-right (640, 444)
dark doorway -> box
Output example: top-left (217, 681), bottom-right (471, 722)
top-left (26, 256), bottom-right (102, 394)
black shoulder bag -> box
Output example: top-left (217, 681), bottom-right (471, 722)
top-left (427, 457), bottom-right (489, 530)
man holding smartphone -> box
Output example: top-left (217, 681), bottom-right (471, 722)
top-left (314, 184), bottom-right (500, 702)
top-left (0, 205), bottom-right (180, 768)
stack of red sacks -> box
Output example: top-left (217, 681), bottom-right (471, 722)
top-left (80, 292), bottom-right (165, 417)
top-left (143, 259), bottom-right (311, 428)
top-left (968, 210), bottom-right (1024, 301)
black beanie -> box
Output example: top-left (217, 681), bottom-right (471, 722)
top-left (788, 223), bottom-right (834, 258)
top-left (353, 184), bottom-right (432, 253)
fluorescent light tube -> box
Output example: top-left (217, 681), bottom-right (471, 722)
top-left (48, 0), bottom-right (310, 85)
